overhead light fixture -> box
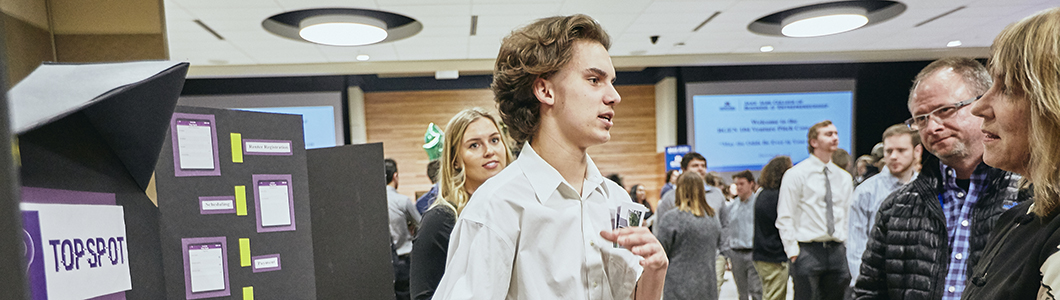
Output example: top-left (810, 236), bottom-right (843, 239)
top-left (760, 45), bottom-right (775, 52)
top-left (299, 15), bottom-right (388, 46)
top-left (781, 7), bottom-right (868, 37)
top-left (947, 40), bottom-right (962, 47)
top-left (263, 8), bottom-right (422, 48)
top-left (356, 54), bottom-right (370, 61)
top-left (749, 1), bottom-right (905, 37)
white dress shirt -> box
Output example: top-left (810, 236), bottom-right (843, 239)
top-left (775, 154), bottom-right (854, 258)
top-left (434, 143), bottom-right (644, 300)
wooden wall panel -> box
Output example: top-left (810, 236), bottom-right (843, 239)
top-left (364, 85), bottom-right (664, 209)
top-left (2, 13), bottom-right (54, 86)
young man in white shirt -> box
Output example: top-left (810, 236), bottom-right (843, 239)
top-left (776, 120), bottom-right (854, 300)
top-left (433, 15), bottom-right (667, 300)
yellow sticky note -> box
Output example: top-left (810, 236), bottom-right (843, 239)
top-left (239, 238), bottom-right (251, 267)
top-left (242, 286), bottom-right (253, 300)
top-left (231, 133), bottom-right (243, 163)
top-left (235, 185), bottom-right (247, 216)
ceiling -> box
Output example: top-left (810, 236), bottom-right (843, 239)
top-left (163, 0), bottom-right (1056, 78)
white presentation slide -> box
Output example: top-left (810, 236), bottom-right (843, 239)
top-left (258, 181), bottom-right (292, 227)
top-left (175, 120), bottom-right (215, 170)
top-left (188, 244), bottom-right (225, 293)
top-left (692, 91), bottom-right (853, 171)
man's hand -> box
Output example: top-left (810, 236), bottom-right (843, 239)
top-left (601, 227), bottom-right (667, 300)
top-left (790, 255), bottom-right (798, 263)
top-left (601, 227), bottom-right (668, 270)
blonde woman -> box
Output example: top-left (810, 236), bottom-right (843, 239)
top-left (960, 7), bottom-right (1060, 299)
top-left (655, 171), bottom-right (726, 300)
top-left (409, 107), bottom-right (514, 300)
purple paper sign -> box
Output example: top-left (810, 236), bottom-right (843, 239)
top-left (243, 139), bottom-right (293, 156)
top-left (181, 237), bottom-right (230, 299)
top-left (252, 174), bottom-right (297, 233)
top-left (251, 254), bottom-right (282, 273)
top-left (198, 196), bottom-right (237, 215)
top-left (171, 113), bottom-right (221, 177)
top-left (23, 211), bottom-right (47, 300)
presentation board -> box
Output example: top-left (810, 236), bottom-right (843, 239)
top-left (686, 79), bottom-right (856, 171)
top-left (155, 106), bottom-right (317, 300)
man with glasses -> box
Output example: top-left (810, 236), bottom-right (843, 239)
top-left (853, 58), bottom-right (1023, 300)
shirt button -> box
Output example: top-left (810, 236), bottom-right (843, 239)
top-left (948, 170), bottom-right (954, 176)
top-left (592, 281), bottom-right (598, 288)
top-left (957, 192), bottom-right (966, 198)
top-left (955, 253), bottom-right (963, 260)
top-left (590, 241), bottom-right (595, 247)
top-left (949, 286), bottom-right (956, 292)
top-left (962, 220), bottom-right (970, 227)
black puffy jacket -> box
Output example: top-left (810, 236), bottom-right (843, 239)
top-left (853, 153), bottom-right (1024, 300)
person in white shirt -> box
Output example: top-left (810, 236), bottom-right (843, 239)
top-left (386, 158), bottom-right (422, 300)
top-left (845, 124), bottom-right (921, 291)
top-left (433, 14), bottom-right (667, 300)
top-left (776, 120), bottom-right (854, 300)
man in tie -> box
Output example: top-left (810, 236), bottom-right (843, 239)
top-left (776, 120), bottom-right (854, 300)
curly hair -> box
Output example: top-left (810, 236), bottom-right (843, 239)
top-left (492, 14), bottom-right (611, 143)
top-left (759, 156), bottom-right (793, 190)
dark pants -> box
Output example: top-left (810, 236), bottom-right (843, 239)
top-left (791, 241), bottom-right (851, 300)
top-left (392, 243), bottom-right (410, 300)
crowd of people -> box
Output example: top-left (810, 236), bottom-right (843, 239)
top-left (377, 7), bottom-right (1060, 300)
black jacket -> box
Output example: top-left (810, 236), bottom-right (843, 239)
top-left (853, 153), bottom-right (1024, 300)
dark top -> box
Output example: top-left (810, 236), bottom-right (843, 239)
top-left (853, 153), bottom-right (1024, 300)
top-left (962, 194), bottom-right (1060, 300)
top-left (409, 205), bottom-right (455, 300)
top-left (415, 184), bottom-right (439, 215)
top-left (753, 188), bottom-right (787, 262)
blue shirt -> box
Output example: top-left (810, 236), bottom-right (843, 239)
top-left (846, 166), bottom-right (914, 286)
top-left (721, 190), bottom-right (758, 250)
top-left (415, 183), bottom-right (439, 215)
top-left (940, 162), bottom-right (991, 300)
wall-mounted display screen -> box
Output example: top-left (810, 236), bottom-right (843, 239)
top-left (686, 79), bottom-right (856, 172)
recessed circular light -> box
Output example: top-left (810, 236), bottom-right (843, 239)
top-left (749, 1), bottom-right (905, 37)
top-left (947, 40), bottom-right (962, 47)
top-left (781, 7), bottom-right (868, 37)
top-left (263, 8), bottom-right (422, 47)
top-left (760, 45), bottom-right (775, 52)
top-left (356, 54), bottom-right (370, 61)
top-left (299, 15), bottom-right (388, 46)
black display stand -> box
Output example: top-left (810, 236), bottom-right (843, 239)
top-left (154, 106), bottom-right (317, 299)
top-left (10, 61), bottom-right (190, 300)
top-left (306, 143), bottom-right (394, 299)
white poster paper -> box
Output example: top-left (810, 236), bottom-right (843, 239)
top-left (258, 181), bottom-right (292, 227)
top-left (20, 203), bottom-right (131, 300)
top-left (176, 119), bottom-right (215, 170)
top-left (188, 244), bottom-right (226, 293)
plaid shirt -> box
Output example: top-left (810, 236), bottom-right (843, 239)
top-left (939, 163), bottom-right (991, 300)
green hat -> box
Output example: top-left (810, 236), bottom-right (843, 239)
top-left (423, 123), bottom-right (444, 160)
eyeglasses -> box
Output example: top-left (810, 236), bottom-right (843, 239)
top-left (904, 95), bottom-right (982, 131)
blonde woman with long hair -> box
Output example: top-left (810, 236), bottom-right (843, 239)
top-left (960, 7), bottom-right (1060, 299)
top-left (655, 171), bottom-right (726, 300)
top-left (409, 107), bottom-right (514, 300)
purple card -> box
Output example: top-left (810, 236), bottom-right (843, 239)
top-left (199, 196), bottom-right (237, 215)
top-left (252, 174), bottom-right (296, 233)
top-left (181, 237), bottom-right (230, 299)
top-left (171, 113), bottom-right (221, 177)
top-left (243, 139), bottom-right (293, 156)
top-left (251, 254), bottom-right (281, 273)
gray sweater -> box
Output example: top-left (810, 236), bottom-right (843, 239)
top-left (654, 209), bottom-right (726, 300)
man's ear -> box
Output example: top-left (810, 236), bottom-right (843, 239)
top-left (532, 77), bottom-right (555, 106)
top-left (914, 144), bottom-right (923, 158)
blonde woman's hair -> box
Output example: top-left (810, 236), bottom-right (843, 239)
top-left (989, 7), bottom-right (1060, 216)
top-left (675, 172), bottom-right (714, 217)
top-left (431, 107), bottom-right (515, 215)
